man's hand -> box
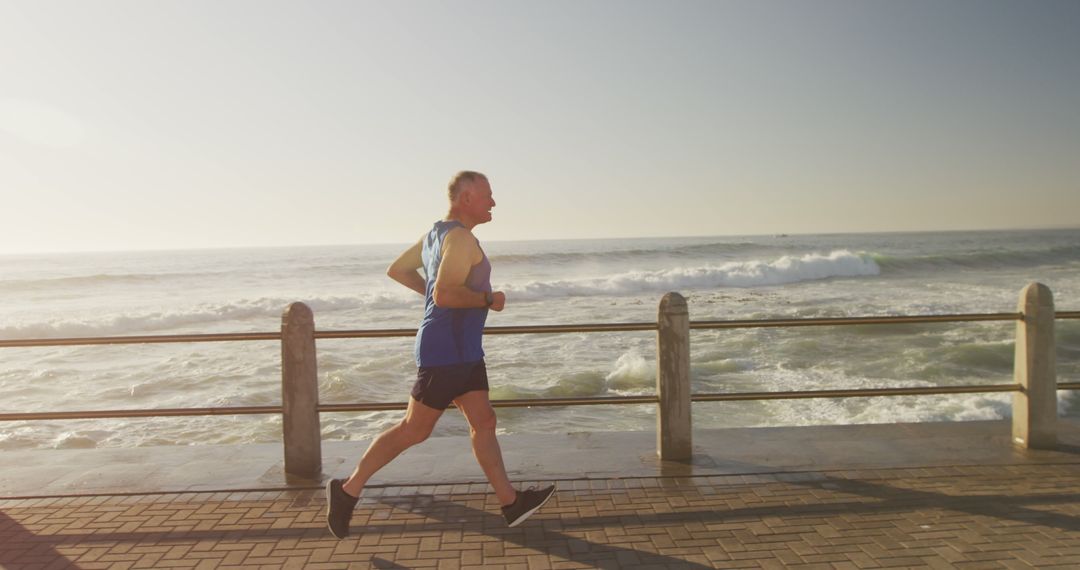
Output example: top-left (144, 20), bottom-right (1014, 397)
top-left (489, 291), bottom-right (506, 312)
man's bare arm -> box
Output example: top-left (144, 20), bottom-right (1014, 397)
top-left (387, 239), bottom-right (426, 296)
top-left (432, 229), bottom-right (505, 311)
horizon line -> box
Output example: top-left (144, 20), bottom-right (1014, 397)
top-left (2, 224), bottom-right (1078, 257)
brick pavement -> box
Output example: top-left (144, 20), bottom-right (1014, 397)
top-left (2, 463), bottom-right (1079, 569)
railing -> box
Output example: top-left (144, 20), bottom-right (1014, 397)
top-left (2, 282), bottom-right (1077, 480)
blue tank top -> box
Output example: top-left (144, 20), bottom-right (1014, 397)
top-left (414, 220), bottom-right (492, 367)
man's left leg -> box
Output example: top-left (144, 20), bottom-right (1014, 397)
top-left (326, 397), bottom-right (444, 539)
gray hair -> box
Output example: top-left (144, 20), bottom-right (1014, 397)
top-left (447, 171), bottom-right (488, 201)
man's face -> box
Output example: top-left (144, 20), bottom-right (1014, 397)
top-left (464, 179), bottom-right (496, 224)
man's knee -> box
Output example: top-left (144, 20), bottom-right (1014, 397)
top-left (469, 410), bottom-right (498, 436)
top-left (400, 419), bottom-right (434, 446)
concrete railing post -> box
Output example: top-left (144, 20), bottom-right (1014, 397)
top-left (1012, 282), bottom-right (1057, 449)
top-left (282, 302), bottom-right (322, 479)
top-left (657, 292), bottom-right (692, 461)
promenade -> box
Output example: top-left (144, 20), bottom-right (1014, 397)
top-left (3, 420), bottom-right (1080, 568)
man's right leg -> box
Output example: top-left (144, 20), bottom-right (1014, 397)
top-left (344, 397), bottom-right (443, 496)
top-left (327, 397), bottom-right (442, 538)
top-left (455, 389), bottom-right (556, 527)
top-left (453, 389), bottom-right (516, 505)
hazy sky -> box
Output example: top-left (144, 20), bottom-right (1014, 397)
top-left (2, 0), bottom-right (1078, 254)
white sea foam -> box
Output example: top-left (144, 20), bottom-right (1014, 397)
top-left (605, 350), bottom-right (654, 393)
top-left (736, 368), bottom-right (1015, 427)
top-left (505, 250), bottom-right (880, 300)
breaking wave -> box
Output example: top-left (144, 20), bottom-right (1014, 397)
top-left (0, 294), bottom-right (416, 339)
top-left (504, 250), bottom-right (880, 300)
top-left (489, 241), bottom-right (770, 265)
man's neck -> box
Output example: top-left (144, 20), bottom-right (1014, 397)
top-left (446, 211), bottom-right (477, 230)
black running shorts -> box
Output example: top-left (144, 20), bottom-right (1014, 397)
top-left (411, 359), bottom-right (489, 411)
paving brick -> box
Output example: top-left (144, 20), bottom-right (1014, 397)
top-left (3, 464), bottom-right (1080, 568)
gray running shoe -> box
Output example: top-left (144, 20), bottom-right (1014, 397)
top-left (325, 478), bottom-right (359, 539)
top-left (501, 484), bottom-right (556, 527)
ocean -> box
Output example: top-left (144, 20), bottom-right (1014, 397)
top-left (1, 228), bottom-right (1078, 451)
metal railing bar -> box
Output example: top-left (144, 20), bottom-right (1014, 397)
top-left (7, 311), bottom-right (1075, 348)
top-left (315, 323), bottom-right (659, 340)
top-left (11, 382), bottom-right (1078, 423)
top-left (0, 332), bottom-right (281, 349)
top-left (317, 402), bottom-right (409, 412)
top-left (691, 384), bottom-right (1021, 402)
top-left (318, 395), bottom-right (659, 414)
top-left (689, 313), bottom-right (1021, 330)
top-left (484, 323), bottom-right (659, 335)
top-left (488, 395), bottom-right (659, 407)
top-left (0, 395), bottom-right (662, 422)
top-left (315, 313), bottom-right (1028, 339)
top-left (314, 328), bottom-right (415, 339)
top-left (0, 405), bottom-right (284, 422)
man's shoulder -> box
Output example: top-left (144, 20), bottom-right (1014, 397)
top-left (443, 226), bottom-right (477, 245)
top-left (441, 227), bottom-right (482, 266)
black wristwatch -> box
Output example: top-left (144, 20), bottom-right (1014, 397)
top-left (484, 291), bottom-right (495, 306)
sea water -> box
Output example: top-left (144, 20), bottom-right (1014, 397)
top-left (1, 229), bottom-right (1078, 450)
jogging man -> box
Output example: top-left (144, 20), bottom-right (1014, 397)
top-left (325, 171), bottom-right (556, 539)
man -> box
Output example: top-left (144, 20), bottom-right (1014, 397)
top-left (325, 171), bottom-right (556, 539)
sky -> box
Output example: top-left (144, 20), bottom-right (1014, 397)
top-left (1, 0), bottom-right (1079, 254)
